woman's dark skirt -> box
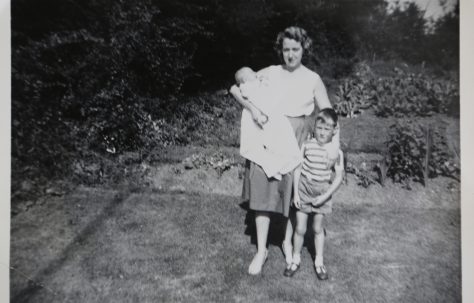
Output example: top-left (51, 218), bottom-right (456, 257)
top-left (241, 115), bottom-right (311, 217)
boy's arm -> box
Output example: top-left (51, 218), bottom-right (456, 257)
top-left (229, 84), bottom-right (267, 127)
top-left (293, 144), bottom-right (306, 208)
top-left (313, 150), bottom-right (344, 207)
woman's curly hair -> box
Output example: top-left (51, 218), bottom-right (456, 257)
top-left (274, 26), bottom-right (313, 63)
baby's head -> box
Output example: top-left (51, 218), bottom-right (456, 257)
top-left (313, 108), bottom-right (338, 144)
top-left (235, 67), bottom-right (258, 85)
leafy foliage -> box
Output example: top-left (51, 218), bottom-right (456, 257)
top-left (182, 151), bottom-right (238, 176)
top-left (372, 71), bottom-right (459, 117)
top-left (333, 76), bottom-right (374, 117)
top-left (12, 0), bottom-right (215, 184)
top-left (345, 161), bottom-right (378, 188)
top-left (424, 2), bottom-right (459, 70)
top-left (11, 0), bottom-right (459, 192)
top-left (384, 121), bottom-right (459, 189)
top-left (333, 67), bottom-right (459, 118)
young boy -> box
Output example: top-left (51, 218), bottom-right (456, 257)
top-left (233, 66), bottom-right (301, 180)
top-left (284, 108), bottom-right (344, 280)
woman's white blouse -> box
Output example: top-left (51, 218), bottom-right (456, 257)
top-left (262, 65), bottom-right (321, 117)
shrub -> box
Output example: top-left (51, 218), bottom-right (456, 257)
top-left (332, 68), bottom-right (459, 118)
top-left (333, 77), bottom-right (374, 117)
top-left (182, 151), bottom-right (239, 176)
top-left (383, 120), bottom-right (459, 189)
top-left (372, 72), bottom-right (459, 118)
top-left (11, 0), bottom-right (216, 179)
top-left (345, 161), bottom-right (378, 188)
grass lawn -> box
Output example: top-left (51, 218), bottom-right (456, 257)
top-left (10, 109), bottom-right (460, 302)
top-left (10, 167), bottom-right (460, 302)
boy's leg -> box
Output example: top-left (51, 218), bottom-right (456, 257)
top-left (313, 213), bottom-right (325, 267)
top-left (292, 210), bottom-right (309, 265)
top-left (249, 211), bottom-right (270, 275)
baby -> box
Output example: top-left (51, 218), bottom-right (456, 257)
top-left (235, 66), bottom-right (301, 180)
top-left (234, 67), bottom-right (273, 121)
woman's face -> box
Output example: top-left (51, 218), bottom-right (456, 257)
top-left (282, 38), bottom-right (303, 70)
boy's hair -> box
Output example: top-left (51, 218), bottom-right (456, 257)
top-left (316, 108), bottom-right (338, 126)
top-left (235, 67), bottom-right (255, 84)
top-left (274, 26), bottom-right (313, 62)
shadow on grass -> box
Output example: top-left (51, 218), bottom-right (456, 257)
top-left (239, 201), bottom-right (318, 260)
top-left (11, 187), bottom-right (460, 302)
top-left (11, 191), bottom-right (130, 303)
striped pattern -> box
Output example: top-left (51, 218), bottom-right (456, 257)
top-left (301, 139), bottom-right (336, 182)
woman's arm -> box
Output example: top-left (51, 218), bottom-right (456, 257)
top-left (229, 85), bottom-right (267, 127)
top-left (313, 74), bottom-right (332, 110)
top-left (313, 74), bottom-right (340, 147)
top-left (255, 66), bottom-right (273, 79)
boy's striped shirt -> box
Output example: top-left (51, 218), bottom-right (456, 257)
top-left (301, 139), bottom-right (342, 182)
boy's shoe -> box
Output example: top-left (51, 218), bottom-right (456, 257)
top-left (248, 250), bottom-right (268, 275)
top-left (283, 263), bottom-right (300, 277)
top-left (314, 265), bottom-right (328, 280)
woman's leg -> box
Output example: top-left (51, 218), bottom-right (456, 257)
top-left (292, 210), bottom-right (309, 265)
top-left (248, 211), bottom-right (270, 274)
top-left (282, 212), bottom-right (294, 265)
top-left (255, 211), bottom-right (270, 253)
top-left (313, 213), bottom-right (325, 267)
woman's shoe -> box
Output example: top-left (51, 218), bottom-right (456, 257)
top-left (283, 262), bottom-right (300, 277)
top-left (248, 250), bottom-right (268, 275)
top-left (315, 265), bottom-right (328, 280)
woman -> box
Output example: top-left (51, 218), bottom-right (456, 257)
top-left (230, 26), bottom-right (336, 275)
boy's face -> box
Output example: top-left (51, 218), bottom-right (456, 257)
top-left (314, 118), bottom-right (336, 144)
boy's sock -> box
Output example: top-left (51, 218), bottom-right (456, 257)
top-left (293, 253), bottom-right (301, 265)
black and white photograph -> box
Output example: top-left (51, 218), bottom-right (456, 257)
top-left (7, 0), bottom-right (467, 302)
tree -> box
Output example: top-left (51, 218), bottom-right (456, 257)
top-left (425, 1), bottom-right (459, 70)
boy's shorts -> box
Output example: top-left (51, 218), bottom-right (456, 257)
top-left (297, 174), bottom-right (333, 214)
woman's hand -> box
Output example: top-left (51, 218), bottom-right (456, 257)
top-left (229, 84), bottom-right (268, 127)
top-left (250, 108), bottom-right (268, 128)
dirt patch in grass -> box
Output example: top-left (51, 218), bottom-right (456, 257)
top-left (148, 159), bottom-right (459, 210)
top-left (339, 112), bottom-right (459, 154)
top-left (147, 145), bottom-right (241, 164)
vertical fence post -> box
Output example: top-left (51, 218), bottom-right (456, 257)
top-left (423, 126), bottom-right (432, 186)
